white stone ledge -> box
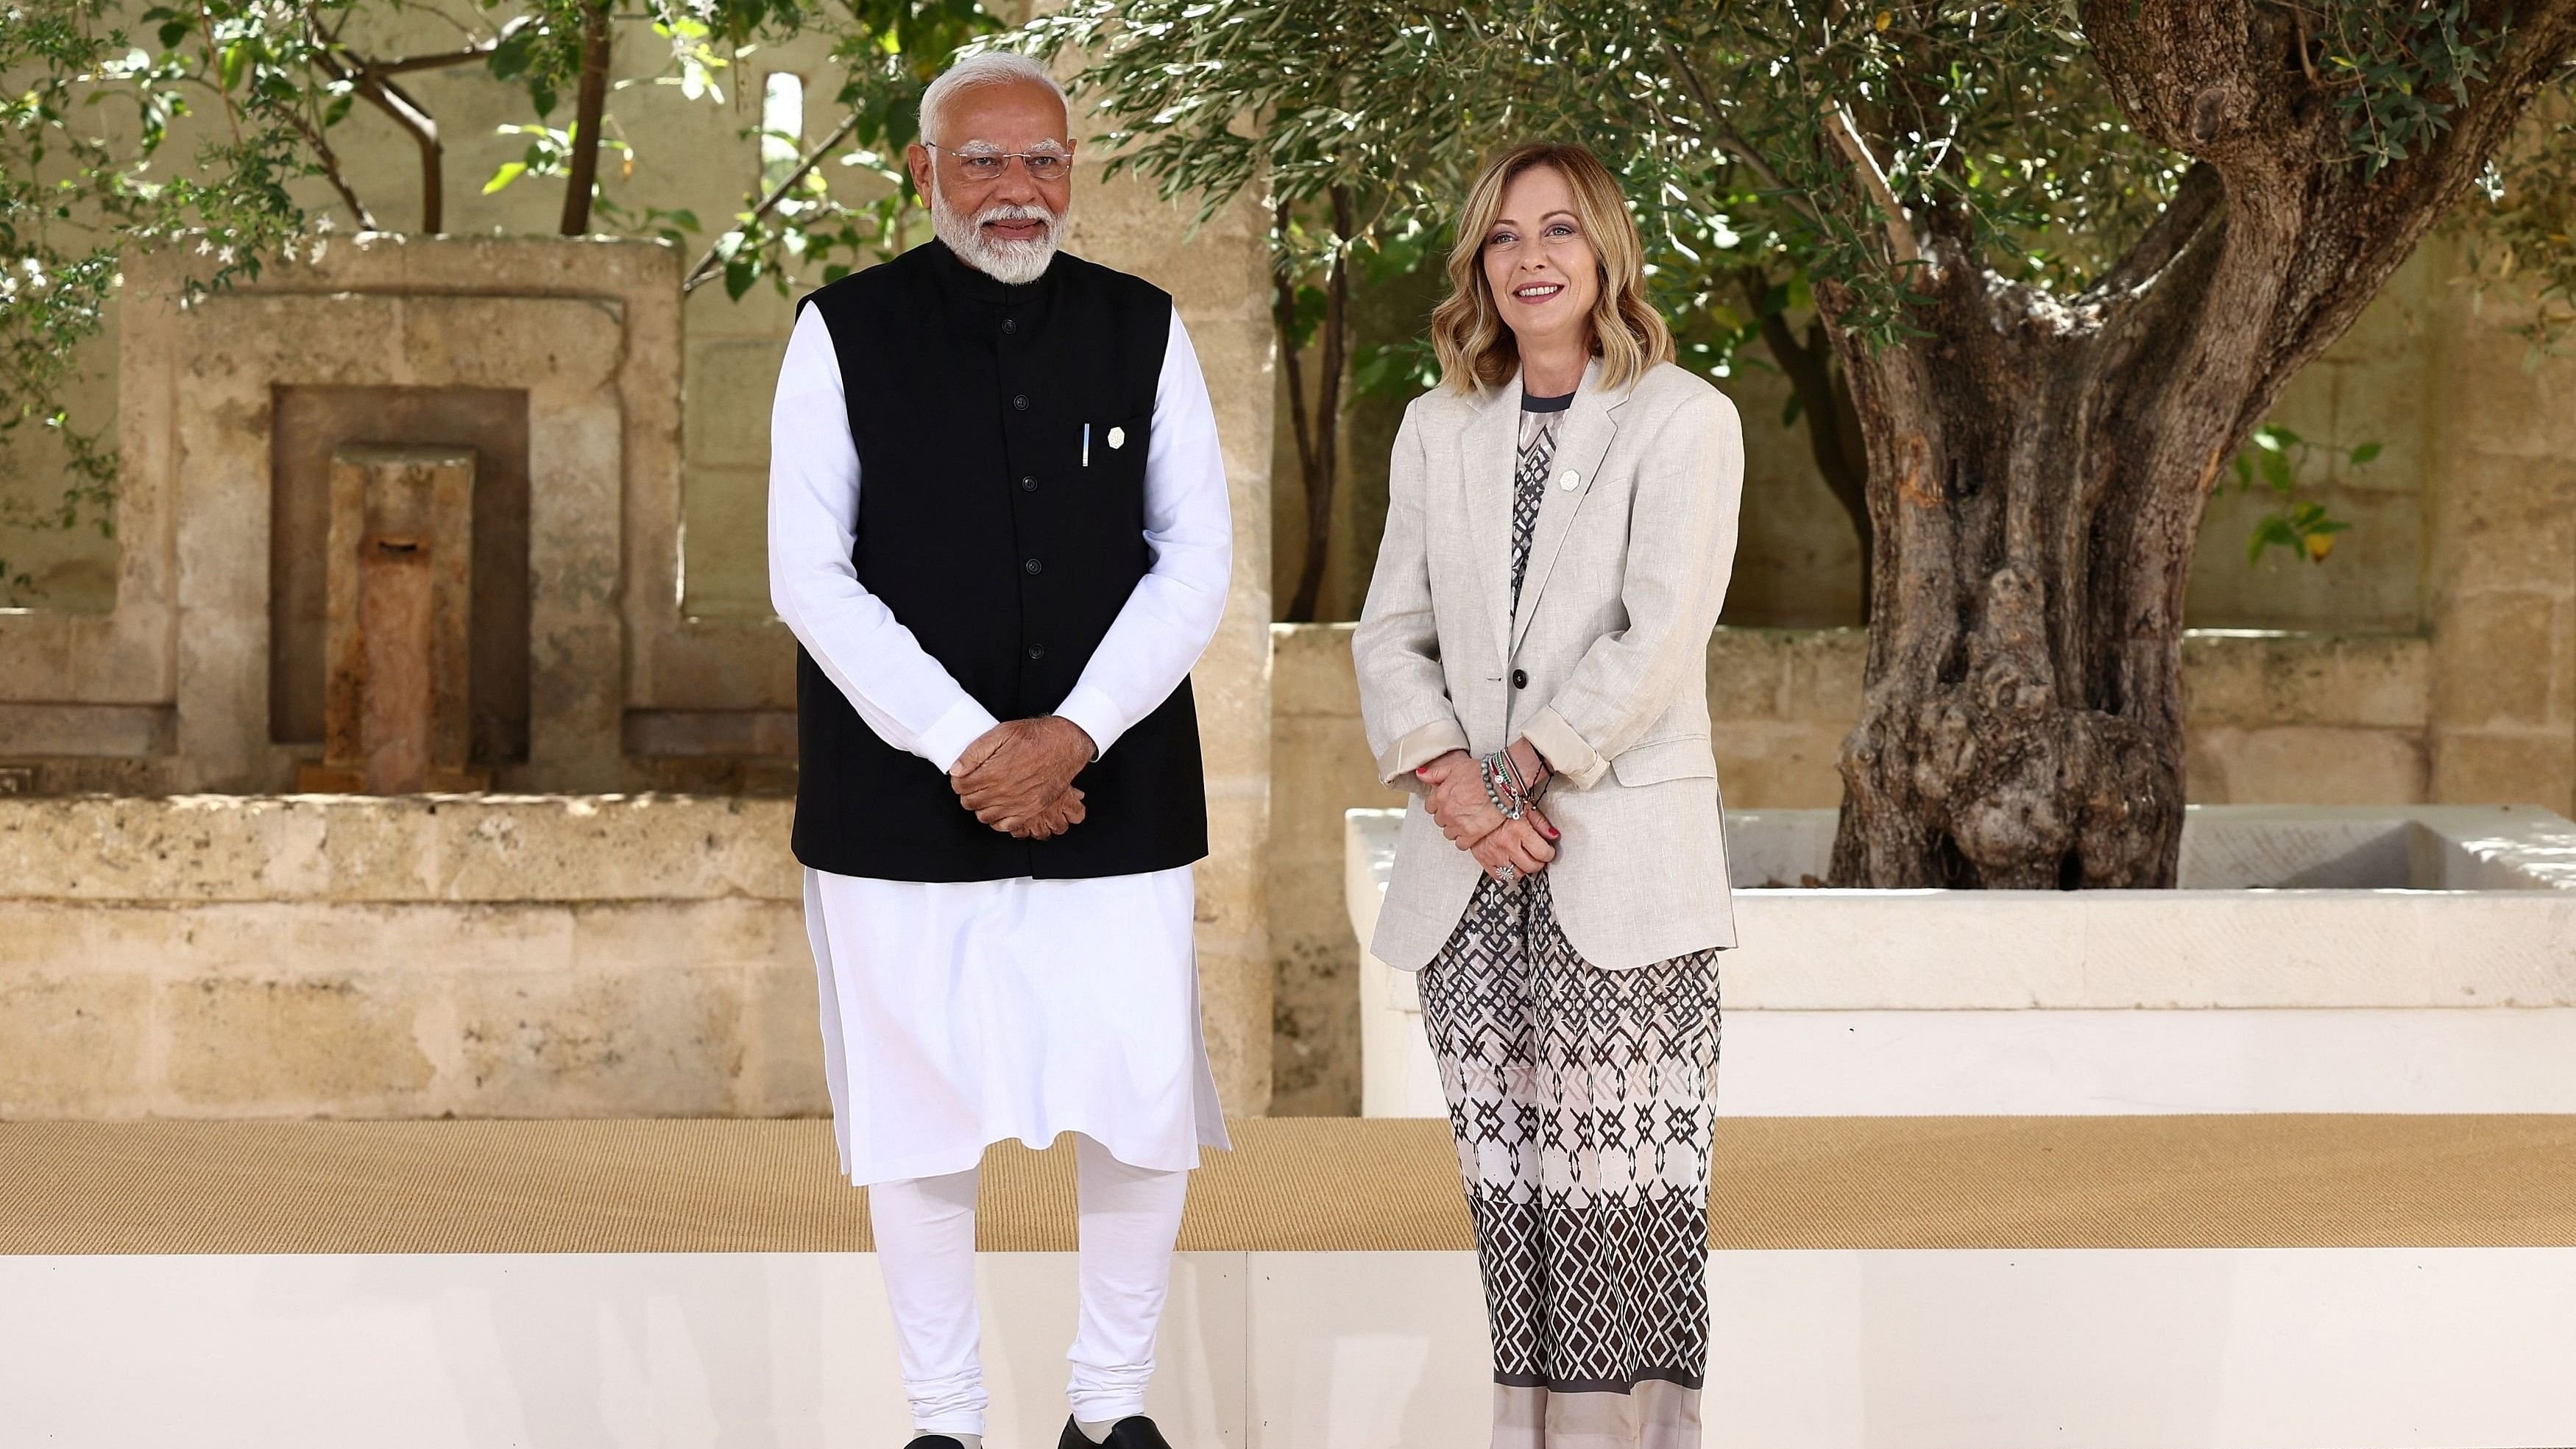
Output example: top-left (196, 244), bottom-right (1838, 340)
top-left (8, 1248), bottom-right (2572, 1449)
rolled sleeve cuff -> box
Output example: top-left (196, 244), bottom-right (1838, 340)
top-left (1522, 706), bottom-right (1607, 790)
top-left (1378, 717), bottom-right (1471, 790)
top-left (918, 695), bottom-right (1002, 775)
top-left (1052, 682), bottom-right (1126, 762)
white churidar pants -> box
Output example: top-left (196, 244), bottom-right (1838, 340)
top-left (871, 1133), bottom-right (1191, 1435)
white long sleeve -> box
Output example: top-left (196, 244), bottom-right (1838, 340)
top-left (1051, 311), bottom-right (1234, 757)
top-left (767, 305), bottom-right (999, 773)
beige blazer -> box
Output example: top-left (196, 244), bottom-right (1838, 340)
top-left (1352, 357), bottom-right (1744, 972)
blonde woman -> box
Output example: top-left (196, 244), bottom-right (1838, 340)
top-left (1353, 141), bottom-right (1744, 1448)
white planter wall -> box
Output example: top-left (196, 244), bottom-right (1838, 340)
top-left (1350, 805), bottom-right (2576, 1116)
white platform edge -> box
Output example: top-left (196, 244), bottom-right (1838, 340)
top-left (7, 1249), bottom-right (2574, 1448)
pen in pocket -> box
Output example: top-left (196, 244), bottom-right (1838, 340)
top-left (1081, 422), bottom-right (1091, 468)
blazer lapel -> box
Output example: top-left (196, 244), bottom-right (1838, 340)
top-left (1462, 372), bottom-right (1523, 672)
top-left (1510, 359), bottom-right (1625, 653)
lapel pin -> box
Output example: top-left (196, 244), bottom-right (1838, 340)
top-left (1108, 426), bottom-right (1127, 450)
top-left (1559, 468), bottom-right (1581, 490)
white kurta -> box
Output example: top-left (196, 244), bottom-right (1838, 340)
top-left (768, 293), bottom-right (1234, 1186)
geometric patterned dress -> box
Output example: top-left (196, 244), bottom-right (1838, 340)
top-left (1412, 387), bottom-right (1726, 1449)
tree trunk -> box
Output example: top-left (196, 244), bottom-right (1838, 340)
top-left (1284, 187), bottom-right (1353, 624)
top-left (1825, 0), bottom-right (2576, 889)
top-left (557, 2), bottom-right (612, 236)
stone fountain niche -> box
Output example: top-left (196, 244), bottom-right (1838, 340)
top-left (269, 388), bottom-right (531, 793)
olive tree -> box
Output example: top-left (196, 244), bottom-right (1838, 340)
top-left (1024, 0), bottom-right (2576, 888)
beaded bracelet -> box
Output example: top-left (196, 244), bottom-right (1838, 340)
top-left (1479, 752), bottom-right (1526, 821)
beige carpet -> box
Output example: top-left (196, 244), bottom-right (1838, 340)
top-left (4, 1116), bottom-right (2574, 1255)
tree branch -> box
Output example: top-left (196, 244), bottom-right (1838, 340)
top-left (558, 1), bottom-right (613, 235)
top-left (309, 41), bottom-right (445, 232)
top-left (1658, 38), bottom-right (1821, 224)
top-left (2080, 159), bottom-right (2224, 305)
top-left (1822, 103), bottom-right (1922, 267)
top-left (681, 107), bottom-right (864, 293)
top-left (373, 18), bottom-right (530, 76)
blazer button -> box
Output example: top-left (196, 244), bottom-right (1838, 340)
top-left (1511, 668), bottom-right (1529, 689)
top-left (1013, 394), bottom-right (1030, 411)
top-left (1002, 317), bottom-right (1018, 334)
top-left (1025, 557), bottom-right (1043, 575)
top-left (1021, 475), bottom-right (1038, 492)
top-left (1027, 644), bottom-right (1047, 661)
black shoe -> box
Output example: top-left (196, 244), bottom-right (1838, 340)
top-left (1058, 1417), bottom-right (1172, 1449)
top-left (905, 1438), bottom-right (968, 1449)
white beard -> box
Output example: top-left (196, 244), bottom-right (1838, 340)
top-left (930, 183), bottom-right (1066, 286)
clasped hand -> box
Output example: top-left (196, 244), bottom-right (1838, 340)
top-left (1416, 749), bottom-right (1558, 881)
top-left (950, 716), bottom-right (1096, 839)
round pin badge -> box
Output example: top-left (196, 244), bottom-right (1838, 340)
top-left (1558, 469), bottom-right (1581, 490)
top-left (1108, 426), bottom-right (1127, 450)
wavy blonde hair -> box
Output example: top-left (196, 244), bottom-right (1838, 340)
top-left (1430, 141), bottom-right (1673, 396)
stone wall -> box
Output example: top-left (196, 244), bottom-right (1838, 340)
top-left (0, 796), bottom-right (819, 1119)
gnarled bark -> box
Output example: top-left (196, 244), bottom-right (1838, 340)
top-left (1826, 0), bottom-right (2576, 888)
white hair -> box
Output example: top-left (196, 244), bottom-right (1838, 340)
top-left (918, 52), bottom-right (1067, 147)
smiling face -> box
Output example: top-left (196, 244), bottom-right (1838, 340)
top-left (1479, 163), bottom-right (1601, 364)
top-left (905, 77), bottom-right (1075, 283)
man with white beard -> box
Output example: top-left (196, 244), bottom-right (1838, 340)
top-left (766, 51), bottom-right (1231, 1449)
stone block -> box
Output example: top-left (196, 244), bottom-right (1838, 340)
top-left (2200, 726), bottom-right (2428, 805)
top-left (1710, 720), bottom-right (1848, 809)
top-left (1270, 624), bottom-right (1363, 718)
top-left (162, 973), bottom-right (438, 1112)
top-left (679, 463), bottom-right (774, 619)
top-left (570, 899), bottom-right (803, 977)
top-left (0, 971), bottom-right (149, 1116)
top-left (743, 955), bottom-right (829, 1118)
top-left (1195, 943), bottom-right (1273, 1117)
top-left (2433, 453), bottom-right (2576, 594)
top-left (450, 965), bottom-right (744, 1116)
top-left (1779, 628), bottom-right (1866, 721)
top-left (1268, 716), bottom-right (1400, 865)
top-left (1706, 628), bottom-right (1793, 720)
top-left (2435, 592), bottom-right (2562, 729)
top-left (2439, 323), bottom-right (2576, 461)
top-left (2434, 729), bottom-right (2576, 816)
top-left (2182, 631), bottom-right (2430, 729)
top-left (686, 339), bottom-right (788, 468)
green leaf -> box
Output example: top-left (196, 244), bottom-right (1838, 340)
top-left (217, 40), bottom-right (251, 93)
top-left (2347, 442), bottom-right (2383, 465)
top-left (155, 20), bottom-right (190, 52)
top-left (724, 258), bottom-right (757, 300)
top-left (483, 162), bottom-right (528, 195)
top-left (2248, 516), bottom-right (2298, 565)
top-left (2258, 447), bottom-right (2293, 494)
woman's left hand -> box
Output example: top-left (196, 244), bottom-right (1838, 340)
top-left (1418, 751), bottom-right (1507, 848)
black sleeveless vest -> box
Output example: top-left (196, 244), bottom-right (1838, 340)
top-left (789, 240), bottom-right (1209, 882)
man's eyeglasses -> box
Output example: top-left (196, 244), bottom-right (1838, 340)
top-left (926, 144), bottom-right (1072, 184)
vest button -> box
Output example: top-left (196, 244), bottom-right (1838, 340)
top-left (1027, 644), bottom-right (1047, 661)
top-left (1002, 317), bottom-right (1018, 334)
top-left (1512, 668), bottom-right (1529, 689)
top-left (1020, 475), bottom-right (1038, 492)
top-left (1025, 557), bottom-right (1043, 575)
top-left (1013, 394), bottom-right (1030, 411)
